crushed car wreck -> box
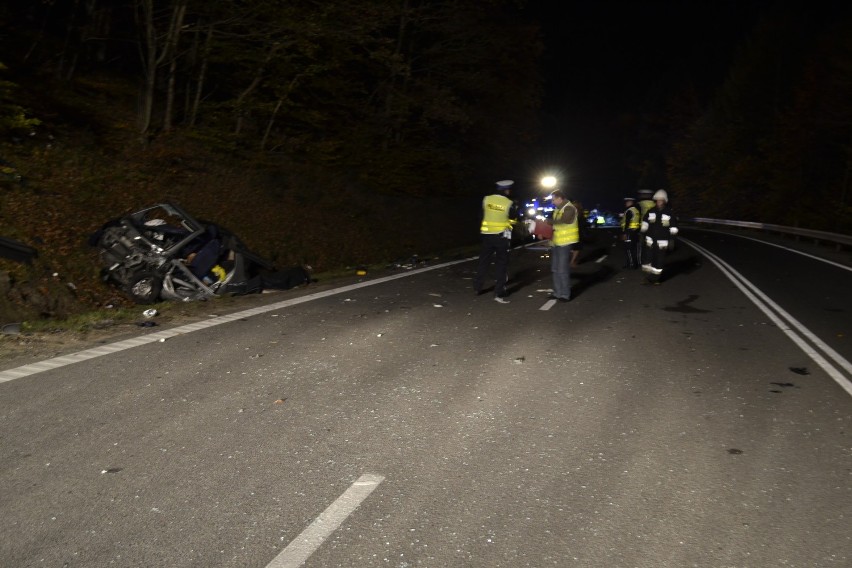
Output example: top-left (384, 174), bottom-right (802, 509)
top-left (89, 203), bottom-right (312, 304)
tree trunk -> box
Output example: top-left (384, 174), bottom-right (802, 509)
top-left (136, 0), bottom-right (157, 137)
top-left (136, 0), bottom-right (186, 137)
top-left (23, 6), bottom-right (51, 63)
top-left (233, 42), bottom-right (280, 135)
top-left (162, 3), bottom-right (187, 133)
top-left (56, 0), bottom-right (81, 80)
top-left (261, 98), bottom-right (284, 151)
top-left (382, 0), bottom-right (410, 150)
top-left (189, 23), bottom-right (213, 127)
top-left (260, 74), bottom-right (303, 151)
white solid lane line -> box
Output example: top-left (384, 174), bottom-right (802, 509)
top-left (265, 474), bottom-right (385, 568)
top-left (695, 229), bottom-right (852, 272)
top-left (683, 238), bottom-right (852, 397)
top-left (0, 257), bottom-right (477, 383)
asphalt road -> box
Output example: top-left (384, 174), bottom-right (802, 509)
top-left (1, 228), bottom-right (850, 568)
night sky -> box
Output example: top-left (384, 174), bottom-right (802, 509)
top-left (523, 0), bottom-right (770, 209)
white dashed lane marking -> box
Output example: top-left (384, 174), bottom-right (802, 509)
top-left (265, 474), bottom-right (385, 568)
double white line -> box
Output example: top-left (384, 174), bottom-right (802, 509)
top-left (684, 238), bottom-right (852, 397)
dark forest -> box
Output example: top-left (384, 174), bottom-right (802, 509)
top-left (1, 0), bottom-right (850, 320)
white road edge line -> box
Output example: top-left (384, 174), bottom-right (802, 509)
top-left (0, 257), bottom-right (477, 383)
top-left (686, 238), bottom-right (852, 375)
top-left (265, 474), bottom-right (384, 568)
top-left (683, 238), bottom-right (852, 397)
top-left (692, 228), bottom-right (852, 272)
top-left (0, 242), bottom-right (550, 383)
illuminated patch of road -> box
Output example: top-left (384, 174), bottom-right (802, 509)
top-left (0, 257), bottom-right (476, 383)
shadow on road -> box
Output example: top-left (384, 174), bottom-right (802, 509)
top-left (571, 264), bottom-right (617, 299)
top-left (659, 248), bottom-right (703, 283)
top-left (505, 266), bottom-right (545, 296)
top-left (505, 230), bottom-right (619, 299)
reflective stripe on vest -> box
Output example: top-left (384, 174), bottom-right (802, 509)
top-left (552, 204), bottom-right (579, 246)
top-left (480, 194), bottom-right (513, 234)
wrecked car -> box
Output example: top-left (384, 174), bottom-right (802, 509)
top-left (90, 203), bottom-right (310, 304)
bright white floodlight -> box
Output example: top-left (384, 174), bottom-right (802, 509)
top-left (540, 175), bottom-right (557, 189)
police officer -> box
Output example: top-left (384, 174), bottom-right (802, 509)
top-left (620, 196), bottom-right (640, 268)
top-left (636, 189), bottom-right (655, 219)
top-left (474, 180), bottom-right (516, 303)
top-left (636, 189), bottom-right (655, 265)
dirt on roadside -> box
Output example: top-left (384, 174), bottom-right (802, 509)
top-left (0, 288), bottom-right (298, 370)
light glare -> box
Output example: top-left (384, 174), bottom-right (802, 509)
top-left (540, 175), bottom-right (557, 189)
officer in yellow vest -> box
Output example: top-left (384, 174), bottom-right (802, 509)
top-left (546, 189), bottom-right (579, 302)
top-left (637, 189), bottom-right (655, 218)
top-left (636, 189), bottom-right (655, 265)
top-left (620, 196), bottom-right (641, 268)
top-left (474, 180), bottom-right (517, 303)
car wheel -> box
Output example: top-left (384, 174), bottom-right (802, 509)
top-left (127, 272), bottom-right (163, 304)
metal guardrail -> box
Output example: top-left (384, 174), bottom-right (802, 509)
top-left (688, 217), bottom-right (852, 248)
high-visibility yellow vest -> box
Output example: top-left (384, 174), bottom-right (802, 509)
top-left (552, 204), bottom-right (579, 246)
top-left (638, 199), bottom-right (654, 219)
top-left (480, 194), bottom-right (514, 234)
top-left (621, 206), bottom-right (640, 230)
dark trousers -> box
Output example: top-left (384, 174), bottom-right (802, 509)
top-left (623, 230), bottom-right (639, 268)
top-left (644, 240), bottom-right (667, 282)
top-left (474, 233), bottom-right (510, 297)
top-left (188, 239), bottom-right (221, 279)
